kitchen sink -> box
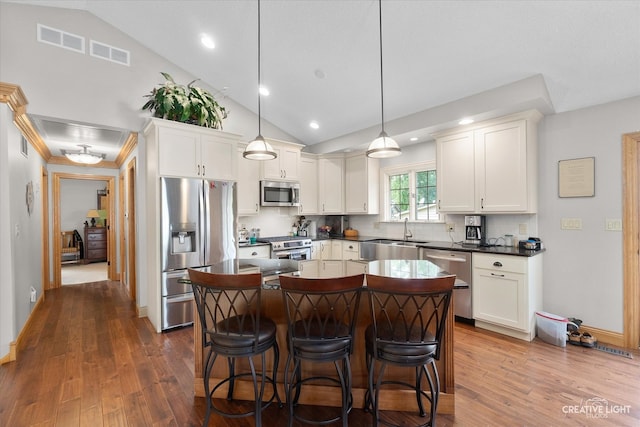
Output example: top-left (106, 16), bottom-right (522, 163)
top-left (360, 239), bottom-right (426, 260)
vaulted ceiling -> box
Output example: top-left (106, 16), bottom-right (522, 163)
top-left (6, 0), bottom-right (640, 159)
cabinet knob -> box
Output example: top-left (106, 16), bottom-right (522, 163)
top-left (493, 261), bottom-right (503, 267)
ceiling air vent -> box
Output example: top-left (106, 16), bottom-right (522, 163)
top-left (37, 24), bottom-right (85, 53)
top-left (90, 40), bottom-right (130, 66)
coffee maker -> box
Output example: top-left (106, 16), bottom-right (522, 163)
top-left (465, 215), bottom-right (486, 245)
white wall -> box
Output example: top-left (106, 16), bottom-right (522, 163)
top-left (0, 103), bottom-right (46, 357)
top-left (60, 179), bottom-right (107, 231)
top-left (538, 96), bottom-right (640, 333)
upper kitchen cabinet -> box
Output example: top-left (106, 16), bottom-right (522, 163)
top-left (145, 118), bottom-right (240, 181)
top-left (436, 131), bottom-right (475, 212)
top-left (261, 139), bottom-right (302, 181)
top-left (345, 154), bottom-right (379, 214)
top-left (435, 110), bottom-right (542, 214)
top-left (237, 146), bottom-right (261, 215)
top-left (299, 154), bottom-right (319, 215)
top-left (318, 156), bottom-right (345, 214)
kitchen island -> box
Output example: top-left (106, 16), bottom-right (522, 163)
top-left (192, 259), bottom-right (457, 415)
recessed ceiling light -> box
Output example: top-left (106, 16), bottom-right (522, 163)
top-left (314, 69), bottom-right (326, 79)
top-left (259, 85), bottom-right (269, 96)
top-left (200, 34), bottom-right (215, 49)
top-left (458, 118), bottom-right (474, 125)
top-left (309, 121), bottom-right (319, 129)
top-left (410, 137), bottom-right (418, 142)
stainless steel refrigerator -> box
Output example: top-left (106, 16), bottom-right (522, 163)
top-left (160, 177), bottom-right (237, 330)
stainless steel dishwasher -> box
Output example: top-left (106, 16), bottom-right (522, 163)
top-left (420, 248), bottom-right (473, 322)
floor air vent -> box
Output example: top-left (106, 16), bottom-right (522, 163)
top-left (90, 40), bottom-right (130, 66)
top-left (595, 344), bottom-right (633, 359)
top-left (37, 24), bottom-right (85, 53)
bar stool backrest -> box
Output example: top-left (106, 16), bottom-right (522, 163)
top-left (365, 274), bottom-right (455, 360)
top-left (188, 269), bottom-right (264, 353)
top-left (279, 274), bottom-right (364, 354)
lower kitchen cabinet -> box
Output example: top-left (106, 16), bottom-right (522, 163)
top-left (237, 245), bottom-right (270, 259)
top-left (342, 240), bottom-right (359, 260)
top-left (472, 252), bottom-right (542, 341)
top-left (299, 260), bottom-right (344, 278)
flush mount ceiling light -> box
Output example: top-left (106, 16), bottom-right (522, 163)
top-left (61, 144), bottom-right (105, 164)
top-left (200, 34), bottom-right (215, 49)
top-left (243, 0), bottom-right (277, 161)
top-left (367, 0), bottom-right (401, 159)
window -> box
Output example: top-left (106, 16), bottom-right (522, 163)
top-left (382, 162), bottom-right (440, 222)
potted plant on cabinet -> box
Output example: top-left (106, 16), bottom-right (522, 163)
top-left (142, 72), bottom-right (228, 129)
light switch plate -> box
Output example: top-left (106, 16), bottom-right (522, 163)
top-left (561, 218), bottom-right (583, 230)
top-left (605, 218), bottom-right (622, 231)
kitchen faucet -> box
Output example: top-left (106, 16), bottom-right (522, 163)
top-left (403, 218), bottom-right (413, 241)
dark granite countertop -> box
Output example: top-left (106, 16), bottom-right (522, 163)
top-left (313, 235), bottom-right (544, 257)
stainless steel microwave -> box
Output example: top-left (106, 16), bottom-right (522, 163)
top-left (260, 180), bottom-right (300, 207)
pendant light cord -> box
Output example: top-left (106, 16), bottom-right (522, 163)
top-left (378, 0), bottom-right (385, 135)
top-left (257, 0), bottom-right (262, 137)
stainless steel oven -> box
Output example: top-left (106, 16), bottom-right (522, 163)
top-left (257, 236), bottom-right (312, 261)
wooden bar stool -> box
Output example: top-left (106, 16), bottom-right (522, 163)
top-left (279, 274), bottom-right (364, 427)
top-left (364, 274), bottom-right (455, 427)
top-left (188, 269), bottom-right (281, 427)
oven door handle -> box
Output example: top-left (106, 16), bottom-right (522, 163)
top-left (275, 251), bottom-right (291, 258)
top-left (425, 254), bottom-right (467, 263)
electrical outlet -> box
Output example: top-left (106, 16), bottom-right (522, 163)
top-left (518, 223), bottom-right (527, 235)
top-left (445, 223), bottom-right (455, 232)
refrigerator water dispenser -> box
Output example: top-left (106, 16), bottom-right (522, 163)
top-left (171, 225), bottom-right (195, 254)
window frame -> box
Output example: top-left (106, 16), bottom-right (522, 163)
top-left (380, 160), bottom-right (441, 223)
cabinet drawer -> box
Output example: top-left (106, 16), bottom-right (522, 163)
top-left (87, 249), bottom-right (106, 259)
top-left (86, 232), bottom-right (106, 241)
top-left (86, 240), bottom-right (107, 250)
top-left (473, 253), bottom-right (526, 274)
top-left (238, 245), bottom-right (270, 259)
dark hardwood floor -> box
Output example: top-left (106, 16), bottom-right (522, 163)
top-left (1, 281), bottom-right (639, 426)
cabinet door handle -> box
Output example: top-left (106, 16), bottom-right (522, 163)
top-left (300, 204), bottom-right (303, 213)
top-left (284, 170), bottom-right (287, 178)
top-left (202, 164), bottom-right (205, 176)
top-left (322, 203), bottom-right (325, 212)
top-left (251, 252), bottom-right (258, 256)
top-left (481, 198), bottom-right (484, 209)
top-left (493, 261), bottom-right (503, 267)
top-left (438, 199), bottom-right (441, 209)
top-left (490, 273), bottom-right (505, 277)
top-left (255, 203), bottom-right (259, 212)
top-left (363, 202), bottom-right (367, 211)
top-left (197, 164), bottom-right (201, 176)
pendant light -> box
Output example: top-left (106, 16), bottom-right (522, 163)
top-left (367, 0), bottom-right (401, 159)
top-left (243, 0), bottom-right (277, 160)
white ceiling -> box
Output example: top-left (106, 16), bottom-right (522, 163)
top-left (7, 0), bottom-right (640, 159)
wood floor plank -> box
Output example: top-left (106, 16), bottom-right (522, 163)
top-left (2, 282), bottom-right (640, 427)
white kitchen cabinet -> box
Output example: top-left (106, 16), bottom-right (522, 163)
top-left (261, 140), bottom-right (301, 181)
top-left (320, 260), bottom-right (344, 278)
top-left (311, 241), bottom-right (321, 260)
top-left (237, 146), bottom-right (261, 215)
top-left (345, 154), bottom-right (379, 214)
top-left (152, 119), bottom-right (239, 180)
top-left (237, 245), bottom-right (270, 259)
top-left (331, 240), bottom-right (343, 260)
top-left (298, 155), bottom-right (319, 215)
top-left (318, 157), bottom-right (344, 214)
top-left (435, 110), bottom-right (541, 213)
top-left (316, 240), bottom-right (331, 260)
top-left (345, 260), bottom-right (368, 276)
top-left (299, 260), bottom-right (320, 278)
top-left (472, 252), bottom-right (542, 341)
top-left (342, 240), bottom-right (359, 260)
top-left (436, 131), bottom-right (475, 212)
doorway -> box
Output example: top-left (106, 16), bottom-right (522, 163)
top-left (52, 172), bottom-right (116, 288)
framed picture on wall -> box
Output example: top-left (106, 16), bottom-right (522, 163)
top-left (558, 157), bottom-right (595, 198)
